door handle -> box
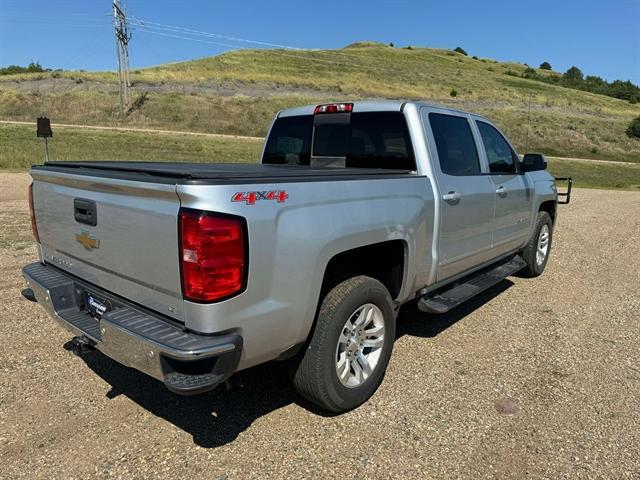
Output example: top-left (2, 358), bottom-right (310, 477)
top-left (443, 191), bottom-right (461, 205)
top-left (495, 186), bottom-right (507, 198)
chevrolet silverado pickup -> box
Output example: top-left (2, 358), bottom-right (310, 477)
top-left (22, 101), bottom-right (569, 412)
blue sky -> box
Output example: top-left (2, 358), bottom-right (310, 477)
top-left (1, 0), bottom-right (638, 83)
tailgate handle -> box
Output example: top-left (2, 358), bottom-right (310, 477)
top-left (74, 198), bottom-right (97, 226)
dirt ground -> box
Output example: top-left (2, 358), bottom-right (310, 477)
top-left (0, 172), bottom-right (638, 479)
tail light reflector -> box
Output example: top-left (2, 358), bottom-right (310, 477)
top-left (28, 182), bottom-right (40, 243)
top-left (179, 209), bottom-right (247, 302)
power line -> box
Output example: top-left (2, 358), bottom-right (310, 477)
top-left (133, 28), bottom-right (246, 51)
top-left (129, 17), bottom-right (305, 51)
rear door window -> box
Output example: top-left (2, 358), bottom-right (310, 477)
top-left (428, 113), bottom-right (481, 176)
top-left (263, 112), bottom-right (416, 170)
top-left (476, 121), bottom-right (519, 174)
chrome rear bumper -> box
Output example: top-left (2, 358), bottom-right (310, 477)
top-left (22, 262), bottom-right (242, 395)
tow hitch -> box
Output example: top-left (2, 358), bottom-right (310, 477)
top-left (69, 336), bottom-right (95, 356)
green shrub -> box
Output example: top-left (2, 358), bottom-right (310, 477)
top-left (127, 92), bottom-right (149, 115)
top-left (450, 89), bottom-right (458, 97)
top-left (563, 66), bottom-right (584, 82)
top-left (626, 116), bottom-right (640, 139)
top-left (539, 61), bottom-right (552, 70)
top-left (0, 61), bottom-right (45, 75)
top-left (453, 47), bottom-right (468, 56)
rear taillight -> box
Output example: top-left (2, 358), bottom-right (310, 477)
top-left (314, 103), bottom-right (353, 114)
top-left (179, 209), bottom-right (247, 302)
top-left (28, 182), bottom-right (40, 243)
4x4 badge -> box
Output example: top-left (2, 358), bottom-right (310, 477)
top-left (76, 231), bottom-right (100, 250)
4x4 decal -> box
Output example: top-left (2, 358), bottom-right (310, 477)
top-left (231, 190), bottom-right (288, 205)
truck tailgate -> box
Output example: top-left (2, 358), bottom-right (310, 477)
top-left (31, 169), bottom-right (185, 322)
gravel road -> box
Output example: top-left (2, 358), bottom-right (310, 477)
top-left (1, 173), bottom-right (638, 479)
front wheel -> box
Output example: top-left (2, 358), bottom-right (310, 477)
top-left (520, 211), bottom-right (553, 277)
top-left (290, 276), bottom-right (395, 413)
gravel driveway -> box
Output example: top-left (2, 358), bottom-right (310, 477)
top-left (1, 173), bottom-right (638, 479)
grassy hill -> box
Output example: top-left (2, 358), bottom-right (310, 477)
top-left (1, 42), bottom-right (639, 187)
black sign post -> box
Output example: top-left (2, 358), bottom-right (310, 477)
top-left (36, 117), bottom-right (53, 162)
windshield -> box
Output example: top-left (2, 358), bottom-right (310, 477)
top-left (262, 111), bottom-right (416, 170)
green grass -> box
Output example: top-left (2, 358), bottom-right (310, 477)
top-left (2, 124), bottom-right (639, 190)
top-left (2, 44), bottom-right (639, 163)
top-left (547, 158), bottom-right (640, 190)
top-left (0, 90), bottom-right (324, 138)
top-left (0, 124), bottom-right (263, 169)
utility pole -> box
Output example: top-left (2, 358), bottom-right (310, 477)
top-left (113, 0), bottom-right (131, 118)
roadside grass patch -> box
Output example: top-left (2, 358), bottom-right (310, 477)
top-left (0, 124), bottom-right (263, 170)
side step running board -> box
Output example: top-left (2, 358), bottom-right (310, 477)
top-left (418, 255), bottom-right (526, 314)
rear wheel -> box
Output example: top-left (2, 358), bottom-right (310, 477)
top-left (520, 211), bottom-right (553, 277)
top-left (291, 276), bottom-right (395, 413)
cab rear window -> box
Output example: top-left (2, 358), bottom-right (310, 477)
top-left (262, 112), bottom-right (416, 170)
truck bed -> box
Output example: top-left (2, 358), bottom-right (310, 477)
top-left (38, 161), bottom-right (414, 184)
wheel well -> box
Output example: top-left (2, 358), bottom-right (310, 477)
top-left (321, 240), bottom-right (406, 300)
top-left (539, 200), bottom-right (557, 224)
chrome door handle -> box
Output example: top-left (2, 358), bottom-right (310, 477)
top-left (496, 186), bottom-right (507, 198)
top-left (443, 191), bottom-right (461, 204)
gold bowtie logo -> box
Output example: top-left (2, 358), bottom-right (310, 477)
top-left (76, 231), bottom-right (100, 250)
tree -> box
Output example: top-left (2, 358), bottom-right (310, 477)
top-left (626, 116), bottom-right (640, 139)
top-left (453, 47), bottom-right (468, 56)
top-left (539, 61), bottom-right (552, 70)
top-left (563, 66), bottom-right (584, 82)
top-left (26, 61), bottom-right (43, 72)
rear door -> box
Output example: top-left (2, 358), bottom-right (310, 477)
top-left (422, 109), bottom-right (496, 281)
top-left (474, 119), bottom-right (532, 255)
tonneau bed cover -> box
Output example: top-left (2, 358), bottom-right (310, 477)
top-left (37, 161), bottom-right (413, 183)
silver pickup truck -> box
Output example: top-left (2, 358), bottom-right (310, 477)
top-left (22, 101), bottom-right (570, 412)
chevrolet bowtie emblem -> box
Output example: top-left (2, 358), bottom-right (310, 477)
top-left (76, 231), bottom-right (100, 250)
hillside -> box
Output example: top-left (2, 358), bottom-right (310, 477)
top-left (1, 43), bottom-right (639, 165)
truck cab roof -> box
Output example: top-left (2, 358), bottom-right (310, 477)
top-left (277, 100), bottom-right (487, 121)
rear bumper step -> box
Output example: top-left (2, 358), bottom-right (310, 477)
top-left (22, 262), bottom-right (242, 395)
top-left (418, 255), bottom-right (526, 314)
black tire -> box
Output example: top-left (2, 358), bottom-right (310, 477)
top-left (291, 275), bottom-right (395, 413)
top-left (520, 211), bottom-right (553, 277)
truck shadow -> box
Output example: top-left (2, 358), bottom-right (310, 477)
top-left (396, 280), bottom-right (514, 339)
top-left (72, 279), bottom-right (513, 449)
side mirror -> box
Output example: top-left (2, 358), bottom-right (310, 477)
top-left (521, 153), bottom-right (547, 172)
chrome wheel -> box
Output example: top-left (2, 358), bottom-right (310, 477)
top-left (335, 303), bottom-right (385, 388)
top-left (536, 224), bottom-right (550, 266)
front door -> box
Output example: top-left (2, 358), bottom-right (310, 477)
top-left (423, 110), bottom-right (496, 282)
top-left (474, 120), bottom-right (532, 255)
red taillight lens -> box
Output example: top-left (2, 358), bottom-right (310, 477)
top-left (179, 209), bottom-right (246, 302)
top-left (28, 182), bottom-right (40, 243)
top-left (314, 103), bottom-right (353, 114)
